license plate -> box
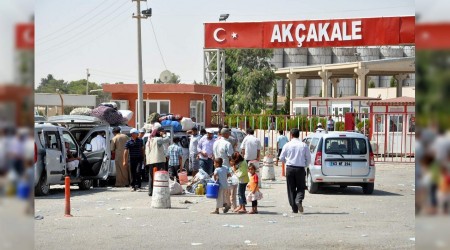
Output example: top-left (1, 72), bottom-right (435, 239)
top-left (329, 161), bottom-right (351, 166)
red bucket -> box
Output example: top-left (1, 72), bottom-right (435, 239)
top-left (178, 169), bottom-right (188, 185)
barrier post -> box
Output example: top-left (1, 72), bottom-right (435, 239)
top-left (64, 175), bottom-right (72, 217)
top-left (281, 162), bottom-right (285, 177)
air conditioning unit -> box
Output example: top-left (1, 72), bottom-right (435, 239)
top-left (110, 100), bottom-right (129, 110)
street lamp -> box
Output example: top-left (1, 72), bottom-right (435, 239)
top-left (56, 89), bottom-right (64, 115)
top-left (219, 14), bottom-right (229, 21)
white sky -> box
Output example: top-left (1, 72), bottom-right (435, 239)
top-left (35, 0), bottom-right (415, 87)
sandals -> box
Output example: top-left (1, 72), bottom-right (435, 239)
top-left (210, 210), bottom-right (219, 214)
top-left (247, 211), bottom-right (256, 214)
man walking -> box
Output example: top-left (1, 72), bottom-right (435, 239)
top-left (167, 137), bottom-right (183, 183)
top-left (188, 127), bottom-right (201, 177)
top-left (276, 130), bottom-right (289, 166)
top-left (240, 128), bottom-right (261, 162)
top-left (147, 127), bottom-right (171, 196)
top-left (197, 129), bottom-right (215, 175)
top-left (213, 128), bottom-right (234, 168)
top-left (111, 127), bottom-right (130, 187)
top-left (279, 128), bottom-right (311, 214)
top-left (123, 128), bottom-right (145, 192)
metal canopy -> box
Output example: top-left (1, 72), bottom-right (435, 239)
top-left (274, 57), bottom-right (415, 79)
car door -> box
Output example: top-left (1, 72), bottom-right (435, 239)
top-left (322, 137), bottom-right (352, 176)
top-left (350, 138), bottom-right (370, 176)
top-left (43, 128), bottom-right (65, 183)
top-left (79, 126), bottom-right (110, 179)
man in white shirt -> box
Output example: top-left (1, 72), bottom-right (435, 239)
top-left (240, 128), bottom-right (261, 162)
top-left (90, 131), bottom-right (106, 152)
top-left (315, 123), bottom-right (325, 133)
top-left (213, 128), bottom-right (234, 168)
top-left (279, 128), bottom-right (311, 214)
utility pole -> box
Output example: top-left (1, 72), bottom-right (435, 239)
top-left (133, 0), bottom-right (148, 129)
top-left (86, 68), bottom-right (90, 95)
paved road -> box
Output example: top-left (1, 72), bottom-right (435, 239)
top-left (35, 163), bottom-right (415, 249)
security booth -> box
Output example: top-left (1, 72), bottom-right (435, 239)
top-left (369, 97), bottom-right (415, 156)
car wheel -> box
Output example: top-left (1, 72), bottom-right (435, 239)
top-left (307, 171), bottom-right (319, 194)
top-left (362, 183), bottom-right (374, 194)
top-left (79, 180), bottom-right (93, 190)
top-left (35, 171), bottom-right (50, 196)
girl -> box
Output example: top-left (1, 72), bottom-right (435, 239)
top-left (247, 163), bottom-right (261, 214)
top-left (231, 152), bottom-right (249, 213)
top-left (211, 158), bottom-right (231, 214)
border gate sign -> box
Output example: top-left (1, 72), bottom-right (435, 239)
top-left (204, 16), bottom-right (414, 49)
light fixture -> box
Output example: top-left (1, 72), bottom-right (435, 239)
top-left (219, 14), bottom-right (229, 22)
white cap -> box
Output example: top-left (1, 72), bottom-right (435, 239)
top-left (317, 122), bottom-right (323, 127)
top-left (64, 138), bottom-right (71, 143)
top-left (206, 129), bottom-right (214, 134)
top-left (130, 128), bottom-right (139, 134)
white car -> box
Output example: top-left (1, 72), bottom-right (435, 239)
top-left (304, 131), bottom-right (376, 194)
top-left (204, 127), bottom-right (246, 151)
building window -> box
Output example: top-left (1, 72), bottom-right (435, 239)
top-left (311, 107), bottom-right (317, 116)
top-left (389, 115), bottom-right (403, 133)
top-left (190, 100), bottom-right (205, 128)
top-left (135, 100), bottom-right (170, 125)
top-left (374, 114), bottom-right (384, 133)
top-left (294, 107), bottom-right (308, 116)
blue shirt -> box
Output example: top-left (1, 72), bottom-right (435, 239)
top-left (277, 135), bottom-right (289, 149)
top-left (125, 138), bottom-right (144, 160)
top-left (167, 144), bottom-right (183, 166)
top-left (279, 138), bottom-right (311, 167)
top-left (214, 166), bottom-right (229, 189)
top-left (197, 136), bottom-right (216, 160)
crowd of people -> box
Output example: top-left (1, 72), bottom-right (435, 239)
top-left (106, 121), bottom-right (319, 215)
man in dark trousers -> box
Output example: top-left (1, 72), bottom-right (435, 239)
top-left (279, 128), bottom-right (311, 214)
top-left (123, 128), bottom-right (145, 192)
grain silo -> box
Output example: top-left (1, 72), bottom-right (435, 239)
top-left (379, 46), bottom-right (404, 87)
top-left (284, 48), bottom-right (308, 97)
top-left (332, 47), bottom-right (357, 96)
top-left (307, 48), bottom-right (332, 97)
top-left (356, 47), bottom-right (380, 87)
top-left (403, 46), bottom-right (415, 87)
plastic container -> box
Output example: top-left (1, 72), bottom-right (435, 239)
top-left (206, 182), bottom-right (220, 199)
top-left (178, 170), bottom-right (188, 185)
top-left (195, 183), bottom-right (204, 195)
top-left (17, 180), bottom-right (31, 200)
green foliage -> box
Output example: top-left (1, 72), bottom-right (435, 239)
top-left (224, 49), bottom-right (276, 114)
top-left (335, 121), bottom-right (345, 131)
top-left (339, 90), bottom-right (343, 97)
top-left (303, 83), bottom-right (309, 97)
top-left (272, 82), bottom-right (278, 113)
top-left (319, 89), bottom-right (322, 97)
top-left (282, 80), bottom-right (290, 115)
top-left (356, 119), bottom-right (370, 131)
top-left (368, 81), bottom-right (375, 88)
top-left (390, 77), bottom-right (397, 87)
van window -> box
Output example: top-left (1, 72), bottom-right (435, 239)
top-left (351, 138), bottom-right (367, 155)
top-left (305, 138), bottom-right (312, 147)
top-left (325, 138), bottom-right (367, 155)
top-left (62, 132), bottom-right (77, 151)
top-left (310, 138), bottom-right (319, 153)
top-left (44, 131), bottom-right (61, 150)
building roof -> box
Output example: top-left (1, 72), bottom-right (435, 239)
top-left (370, 96), bottom-right (415, 105)
top-left (103, 83), bottom-right (221, 95)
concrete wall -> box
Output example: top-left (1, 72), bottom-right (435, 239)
top-left (367, 87), bottom-right (415, 99)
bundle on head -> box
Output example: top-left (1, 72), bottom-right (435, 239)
top-left (147, 112), bottom-right (160, 123)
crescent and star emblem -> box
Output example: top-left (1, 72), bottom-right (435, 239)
top-left (213, 28), bottom-right (226, 42)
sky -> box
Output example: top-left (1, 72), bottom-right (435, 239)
top-left (35, 0), bottom-right (415, 87)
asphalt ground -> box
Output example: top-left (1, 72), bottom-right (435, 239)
top-left (35, 163), bottom-right (415, 250)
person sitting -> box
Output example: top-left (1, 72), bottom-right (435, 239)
top-left (64, 139), bottom-right (80, 177)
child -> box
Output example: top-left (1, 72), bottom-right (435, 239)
top-left (231, 152), bottom-right (249, 213)
top-left (247, 163), bottom-right (261, 214)
top-left (211, 158), bottom-right (231, 214)
top-left (438, 166), bottom-right (450, 215)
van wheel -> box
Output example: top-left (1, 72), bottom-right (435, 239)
top-left (35, 171), bottom-right (50, 196)
top-left (307, 171), bottom-right (319, 194)
top-left (79, 180), bottom-right (93, 190)
top-left (362, 183), bottom-right (374, 194)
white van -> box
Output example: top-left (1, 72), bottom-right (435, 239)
top-left (304, 131), bottom-right (376, 194)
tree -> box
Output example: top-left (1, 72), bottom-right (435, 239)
top-left (369, 81), bottom-right (375, 88)
top-left (223, 49), bottom-right (276, 114)
top-left (303, 82), bottom-right (309, 97)
top-left (168, 73), bottom-right (181, 83)
top-left (319, 89), bottom-right (322, 97)
top-left (36, 74), bottom-right (68, 93)
top-left (282, 80), bottom-right (290, 115)
top-left (390, 77), bottom-right (397, 87)
top-left (272, 81), bottom-right (278, 113)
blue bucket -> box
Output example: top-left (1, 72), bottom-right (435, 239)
top-left (206, 182), bottom-right (220, 199)
top-left (16, 181), bottom-right (31, 200)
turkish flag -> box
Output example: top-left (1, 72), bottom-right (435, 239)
top-left (204, 22), bottom-right (264, 49)
top-left (15, 23), bottom-right (34, 50)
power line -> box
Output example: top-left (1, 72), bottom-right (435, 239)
top-left (36, 0), bottom-right (112, 42)
top-left (39, 9), bottom-right (131, 65)
top-left (150, 19), bottom-right (168, 71)
top-left (38, 1), bottom-right (130, 54)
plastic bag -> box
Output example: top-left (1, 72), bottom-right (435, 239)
top-left (195, 169), bottom-right (210, 180)
top-left (228, 174), bottom-right (239, 186)
top-left (246, 191), bottom-right (263, 202)
top-left (169, 180), bottom-right (183, 195)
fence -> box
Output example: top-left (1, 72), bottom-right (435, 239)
top-left (212, 112), bottom-right (415, 163)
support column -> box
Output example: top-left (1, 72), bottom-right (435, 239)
top-left (287, 73), bottom-right (298, 115)
top-left (330, 78), bottom-right (340, 98)
top-left (394, 74), bottom-right (408, 97)
top-left (354, 68), bottom-right (370, 97)
top-left (318, 70), bottom-right (332, 97)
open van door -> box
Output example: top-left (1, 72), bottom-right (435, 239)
top-left (79, 126), bottom-right (111, 180)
